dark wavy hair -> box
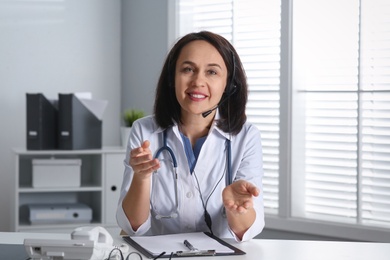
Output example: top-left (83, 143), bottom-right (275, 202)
top-left (154, 31), bottom-right (248, 135)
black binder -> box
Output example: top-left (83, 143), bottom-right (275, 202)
top-left (58, 93), bottom-right (102, 150)
top-left (26, 93), bottom-right (58, 150)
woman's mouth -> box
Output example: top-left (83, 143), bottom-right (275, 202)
top-left (188, 93), bottom-right (207, 100)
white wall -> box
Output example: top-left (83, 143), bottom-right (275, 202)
top-left (121, 0), bottom-right (174, 116)
top-left (0, 0), bottom-right (122, 231)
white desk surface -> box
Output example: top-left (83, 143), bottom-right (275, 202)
top-left (1, 228), bottom-right (390, 260)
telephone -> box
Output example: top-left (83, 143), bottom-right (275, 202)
top-left (24, 226), bottom-right (129, 260)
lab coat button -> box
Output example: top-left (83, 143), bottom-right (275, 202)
top-left (186, 192), bottom-right (192, 198)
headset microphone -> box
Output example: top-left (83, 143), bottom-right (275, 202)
top-left (201, 85), bottom-right (237, 118)
top-left (201, 107), bottom-right (216, 118)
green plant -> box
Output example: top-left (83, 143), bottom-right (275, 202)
top-left (123, 109), bottom-right (145, 127)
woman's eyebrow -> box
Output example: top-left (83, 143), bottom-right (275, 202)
top-left (208, 63), bottom-right (222, 69)
top-left (180, 60), bottom-right (195, 66)
top-left (181, 60), bottom-right (222, 69)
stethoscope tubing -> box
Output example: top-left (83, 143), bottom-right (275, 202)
top-left (153, 130), bottom-right (179, 219)
top-left (151, 129), bottom-right (232, 220)
top-left (155, 130), bottom-right (178, 167)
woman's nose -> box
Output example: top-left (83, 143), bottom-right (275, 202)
top-left (192, 72), bottom-right (206, 87)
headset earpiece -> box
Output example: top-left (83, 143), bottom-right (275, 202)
top-left (224, 85), bottom-right (237, 96)
top-left (225, 51), bottom-right (237, 95)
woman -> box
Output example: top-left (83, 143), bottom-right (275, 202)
top-left (116, 31), bottom-right (264, 242)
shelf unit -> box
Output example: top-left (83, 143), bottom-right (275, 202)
top-left (12, 147), bottom-right (126, 232)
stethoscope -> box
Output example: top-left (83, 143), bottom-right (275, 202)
top-left (151, 129), bottom-right (232, 220)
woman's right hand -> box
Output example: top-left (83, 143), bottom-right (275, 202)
top-left (124, 140), bottom-right (159, 230)
top-left (129, 140), bottom-right (160, 179)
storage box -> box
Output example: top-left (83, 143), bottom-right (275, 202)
top-left (32, 159), bottom-right (82, 188)
top-left (28, 203), bottom-right (92, 225)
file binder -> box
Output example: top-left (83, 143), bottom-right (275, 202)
top-left (26, 93), bottom-right (58, 150)
top-left (58, 93), bottom-right (102, 150)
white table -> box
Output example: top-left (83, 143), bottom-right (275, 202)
top-left (1, 228), bottom-right (390, 260)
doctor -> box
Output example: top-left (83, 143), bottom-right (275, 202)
top-left (116, 31), bottom-right (264, 242)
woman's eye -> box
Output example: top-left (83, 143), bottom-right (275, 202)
top-left (182, 67), bottom-right (193, 73)
top-left (208, 70), bottom-right (217, 75)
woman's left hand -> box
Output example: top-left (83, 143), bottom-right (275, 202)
top-left (222, 180), bottom-right (260, 215)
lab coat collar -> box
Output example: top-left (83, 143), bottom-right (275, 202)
top-left (210, 109), bottom-right (232, 140)
top-left (152, 109), bottom-right (232, 140)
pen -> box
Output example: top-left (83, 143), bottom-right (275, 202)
top-left (184, 239), bottom-right (197, 251)
top-left (153, 251), bottom-right (166, 260)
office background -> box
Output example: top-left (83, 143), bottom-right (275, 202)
top-left (0, 0), bottom-right (349, 240)
top-left (1, 0), bottom-right (388, 242)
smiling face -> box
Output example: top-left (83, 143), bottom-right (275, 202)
top-left (174, 40), bottom-right (228, 120)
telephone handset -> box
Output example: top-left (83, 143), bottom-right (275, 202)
top-left (24, 226), bottom-right (129, 260)
top-left (72, 226), bottom-right (113, 243)
top-left (71, 226), bottom-right (115, 259)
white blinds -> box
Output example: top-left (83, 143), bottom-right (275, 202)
top-left (292, 0), bottom-right (360, 223)
top-left (360, 0), bottom-right (390, 226)
top-left (178, 0), bottom-right (233, 39)
top-left (234, 1), bottom-right (281, 213)
top-left (178, 0), bottom-right (282, 214)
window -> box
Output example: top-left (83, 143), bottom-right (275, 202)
top-left (177, 0), bottom-right (390, 241)
top-left (291, 0), bottom-right (390, 229)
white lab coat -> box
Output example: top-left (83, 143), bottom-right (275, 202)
top-left (116, 112), bottom-right (265, 241)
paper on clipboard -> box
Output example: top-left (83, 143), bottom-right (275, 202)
top-left (125, 232), bottom-right (236, 258)
top-left (133, 232), bottom-right (233, 254)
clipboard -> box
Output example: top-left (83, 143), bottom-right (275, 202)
top-left (122, 232), bottom-right (246, 258)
